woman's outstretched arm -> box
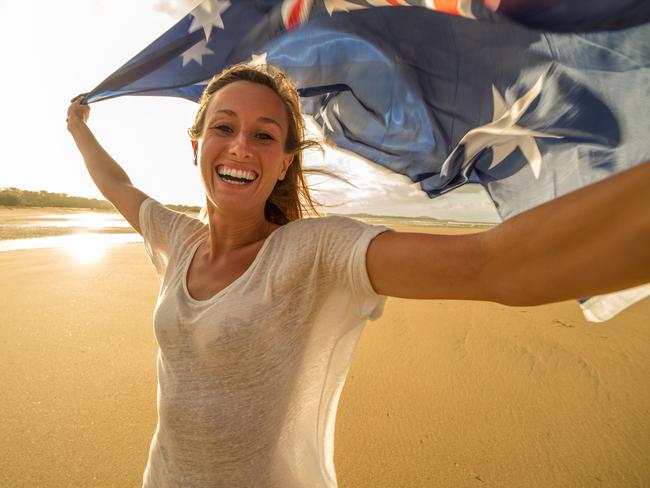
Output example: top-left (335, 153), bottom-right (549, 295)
top-left (367, 160), bottom-right (650, 306)
top-left (67, 97), bottom-right (150, 234)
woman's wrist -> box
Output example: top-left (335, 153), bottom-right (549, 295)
top-left (67, 116), bottom-right (88, 135)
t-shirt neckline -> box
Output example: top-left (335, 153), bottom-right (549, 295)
top-left (181, 225), bottom-right (284, 305)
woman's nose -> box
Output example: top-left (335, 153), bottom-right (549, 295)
top-left (229, 131), bottom-right (252, 159)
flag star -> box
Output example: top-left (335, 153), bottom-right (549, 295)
top-left (322, 0), bottom-right (367, 15)
top-left (248, 52), bottom-right (268, 66)
top-left (188, 0), bottom-right (231, 42)
top-left (320, 108), bottom-right (335, 133)
top-left (460, 74), bottom-right (562, 179)
top-left (181, 39), bottom-right (215, 66)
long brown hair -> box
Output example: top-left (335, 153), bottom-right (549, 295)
top-left (188, 63), bottom-right (323, 225)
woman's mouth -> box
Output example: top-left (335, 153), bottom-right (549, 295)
top-left (215, 165), bottom-right (258, 186)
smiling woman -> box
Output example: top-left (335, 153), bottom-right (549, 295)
top-left (193, 80), bottom-right (295, 224)
top-left (65, 62), bottom-right (650, 488)
top-left (66, 64), bottom-right (389, 488)
top-left (187, 63), bottom-right (323, 225)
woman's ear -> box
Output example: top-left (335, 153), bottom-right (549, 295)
top-left (278, 153), bottom-right (294, 180)
top-left (191, 140), bottom-right (198, 166)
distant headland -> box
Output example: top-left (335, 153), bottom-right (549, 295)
top-left (0, 188), bottom-right (200, 214)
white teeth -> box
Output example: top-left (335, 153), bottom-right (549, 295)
top-left (217, 166), bottom-right (257, 182)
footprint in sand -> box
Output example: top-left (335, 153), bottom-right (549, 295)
top-left (553, 319), bottom-right (575, 328)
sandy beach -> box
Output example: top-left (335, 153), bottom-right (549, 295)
top-left (1, 225), bottom-right (649, 487)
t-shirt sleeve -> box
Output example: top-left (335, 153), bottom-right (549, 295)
top-left (139, 198), bottom-right (199, 276)
top-left (320, 216), bottom-right (390, 321)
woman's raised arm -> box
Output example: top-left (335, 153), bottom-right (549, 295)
top-left (67, 96), bottom-right (150, 234)
top-left (367, 160), bottom-right (650, 306)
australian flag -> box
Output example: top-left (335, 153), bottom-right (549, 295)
top-left (84, 0), bottom-right (650, 321)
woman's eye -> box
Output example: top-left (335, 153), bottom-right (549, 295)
top-left (256, 132), bottom-right (274, 141)
top-left (214, 125), bottom-right (232, 133)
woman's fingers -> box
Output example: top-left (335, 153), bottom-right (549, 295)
top-left (67, 95), bottom-right (90, 126)
top-left (70, 93), bottom-right (88, 104)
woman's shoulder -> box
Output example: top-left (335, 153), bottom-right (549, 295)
top-left (141, 198), bottom-right (205, 242)
top-left (275, 215), bottom-right (382, 248)
top-left (145, 198), bottom-right (204, 225)
top-left (282, 215), bottom-right (373, 233)
top-left (287, 214), bottom-right (372, 227)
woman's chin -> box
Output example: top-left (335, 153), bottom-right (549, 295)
top-left (204, 191), bottom-right (263, 217)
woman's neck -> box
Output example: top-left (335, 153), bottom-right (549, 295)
top-left (203, 204), bottom-right (277, 258)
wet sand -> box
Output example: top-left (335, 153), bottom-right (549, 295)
top-left (0, 206), bottom-right (133, 240)
top-left (1, 231), bottom-right (649, 487)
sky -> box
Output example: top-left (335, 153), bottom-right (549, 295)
top-left (0, 0), bottom-right (500, 222)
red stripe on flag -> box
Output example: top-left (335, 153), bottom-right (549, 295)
top-left (434, 0), bottom-right (460, 16)
top-left (287, 0), bottom-right (304, 29)
top-left (386, 0), bottom-right (402, 5)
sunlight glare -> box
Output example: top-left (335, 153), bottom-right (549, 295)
top-left (38, 213), bottom-right (131, 229)
top-left (64, 233), bottom-right (109, 264)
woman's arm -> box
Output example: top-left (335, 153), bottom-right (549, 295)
top-left (67, 97), bottom-right (150, 234)
top-left (367, 160), bottom-right (650, 306)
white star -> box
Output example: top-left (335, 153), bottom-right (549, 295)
top-left (188, 0), bottom-right (230, 42)
top-left (322, 0), bottom-right (367, 15)
top-left (320, 106), bottom-right (335, 133)
top-left (248, 52), bottom-right (268, 66)
top-left (181, 39), bottom-right (215, 66)
top-left (459, 74), bottom-right (562, 179)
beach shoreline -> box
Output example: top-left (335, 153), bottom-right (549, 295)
top-left (0, 207), bottom-right (493, 243)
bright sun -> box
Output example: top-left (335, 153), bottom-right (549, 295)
top-left (63, 233), bottom-right (110, 264)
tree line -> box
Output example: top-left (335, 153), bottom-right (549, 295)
top-left (0, 187), bottom-right (200, 213)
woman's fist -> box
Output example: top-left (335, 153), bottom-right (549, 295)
top-left (67, 95), bottom-right (90, 130)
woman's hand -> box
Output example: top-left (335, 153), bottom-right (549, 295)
top-left (67, 95), bottom-right (90, 131)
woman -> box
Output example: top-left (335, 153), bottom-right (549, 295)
top-left (67, 63), bottom-right (650, 487)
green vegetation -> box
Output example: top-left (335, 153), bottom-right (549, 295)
top-left (0, 187), bottom-right (200, 213)
top-left (0, 187), bottom-right (112, 209)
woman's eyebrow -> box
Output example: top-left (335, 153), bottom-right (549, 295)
top-left (257, 116), bottom-right (282, 130)
top-left (213, 109), bottom-right (235, 117)
top-left (207, 109), bottom-right (235, 124)
top-left (210, 109), bottom-right (282, 130)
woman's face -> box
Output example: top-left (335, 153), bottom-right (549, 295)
top-left (194, 80), bottom-right (294, 216)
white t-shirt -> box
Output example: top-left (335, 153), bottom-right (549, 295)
top-left (139, 198), bottom-right (388, 488)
